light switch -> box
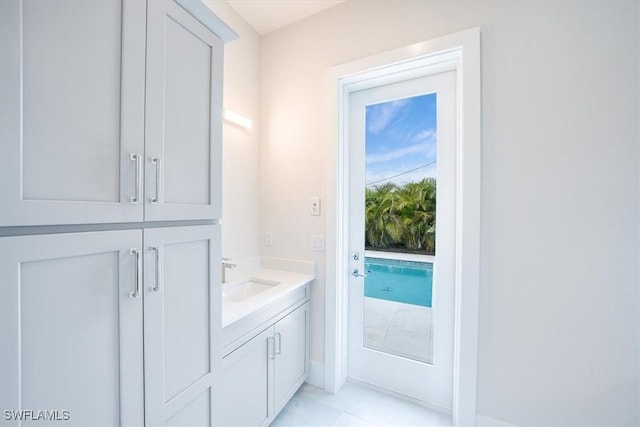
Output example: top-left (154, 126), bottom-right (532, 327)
top-left (310, 197), bottom-right (321, 216)
top-left (311, 235), bottom-right (324, 252)
top-left (265, 232), bottom-right (273, 247)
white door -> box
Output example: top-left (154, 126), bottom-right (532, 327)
top-left (0, 230), bottom-right (144, 426)
top-left (144, 0), bottom-right (223, 222)
top-left (347, 71), bottom-right (457, 409)
top-left (0, 0), bottom-right (146, 226)
top-left (143, 225), bottom-right (221, 426)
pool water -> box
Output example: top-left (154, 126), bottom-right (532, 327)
top-left (364, 257), bottom-right (433, 307)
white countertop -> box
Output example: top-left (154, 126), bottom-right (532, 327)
top-left (221, 268), bottom-right (314, 328)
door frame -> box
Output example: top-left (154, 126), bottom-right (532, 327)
top-left (325, 28), bottom-right (481, 426)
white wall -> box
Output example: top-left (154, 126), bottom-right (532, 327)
top-left (203, 0), bottom-right (261, 263)
top-left (259, 1), bottom-right (640, 425)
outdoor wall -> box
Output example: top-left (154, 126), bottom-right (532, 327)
top-left (259, 1), bottom-right (640, 425)
top-left (203, 1), bottom-right (261, 263)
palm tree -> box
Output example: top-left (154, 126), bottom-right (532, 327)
top-left (396, 178), bottom-right (436, 251)
top-left (364, 178), bottom-right (436, 254)
top-left (365, 183), bottom-right (401, 247)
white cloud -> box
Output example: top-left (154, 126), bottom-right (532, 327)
top-left (366, 143), bottom-right (426, 164)
top-left (412, 129), bottom-right (436, 143)
top-left (366, 99), bottom-right (408, 134)
top-left (366, 130), bottom-right (436, 165)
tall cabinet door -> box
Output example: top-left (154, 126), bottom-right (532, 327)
top-left (0, 230), bottom-right (144, 426)
top-left (0, 0), bottom-right (146, 226)
top-left (143, 225), bottom-right (221, 426)
top-left (144, 1), bottom-right (223, 222)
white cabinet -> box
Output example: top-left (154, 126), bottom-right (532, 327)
top-left (143, 225), bottom-right (221, 426)
top-left (0, 230), bottom-right (145, 426)
top-left (218, 302), bottom-right (310, 426)
top-left (0, 1), bottom-right (233, 425)
top-left (219, 327), bottom-right (273, 427)
top-left (144, 0), bottom-right (223, 222)
top-left (0, 0), bottom-right (146, 226)
top-left (273, 305), bottom-right (309, 413)
top-left (0, 225), bottom-right (220, 426)
top-left (0, 0), bottom-right (223, 226)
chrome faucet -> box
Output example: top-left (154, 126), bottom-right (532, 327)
top-left (221, 257), bottom-right (236, 283)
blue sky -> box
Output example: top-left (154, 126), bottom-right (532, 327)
top-left (365, 93), bottom-right (437, 187)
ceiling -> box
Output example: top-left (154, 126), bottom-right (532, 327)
top-left (226, 0), bottom-right (346, 35)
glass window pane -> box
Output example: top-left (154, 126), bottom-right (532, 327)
top-left (363, 93), bottom-right (437, 364)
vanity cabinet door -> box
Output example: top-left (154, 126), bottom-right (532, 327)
top-left (144, 0), bottom-right (223, 222)
top-left (217, 301), bottom-right (310, 426)
top-left (274, 302), bottom-right (310, 413)
top-left (0, 230), bottom-right (144, 426)
top-left (143, 225), bottom-right (221, 426)
top-left (218, 327), bottom-right (274, 427)
top-left (0, 0), bottom-right (146, 226)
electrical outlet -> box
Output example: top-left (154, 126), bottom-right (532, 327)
top-left (311, 235), bottom-right (324, 252)
top-left (265, 232), bottom-right (273, 247)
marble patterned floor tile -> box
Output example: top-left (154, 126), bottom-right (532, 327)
top-left (271, 395), bottom-right (341, 427)
top-left (342, 384), bottom-right (449, 427)
top-left (276, 381), bottom-right (450, 427)
top-left (295, 382), bottom-right (354, 412)
top-left (334, 412), bottom-right (378, 427)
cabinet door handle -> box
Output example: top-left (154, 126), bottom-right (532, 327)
top-left (275, 332), bottom-right (282, 355)
top-left (130, 248), bottom-right (141, 298)
top-left (129, 153), bottom-right (142, 203)
top-left (150, 157), bottom-right (160, 204)
top-left (151, 246), bottom-right (161, 292)
top-left (268, 336), bottom-right (275, 359)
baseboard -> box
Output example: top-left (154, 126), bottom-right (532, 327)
top-left (306, 360), bottom-right (324, 388)
top-left (476, 415), bottom-right (518, 427)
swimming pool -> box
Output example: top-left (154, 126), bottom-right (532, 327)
top-left (364, 257), bottom-right (433, 307)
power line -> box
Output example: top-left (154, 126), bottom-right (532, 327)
top-left (366, 161), bottom-right (436, 186)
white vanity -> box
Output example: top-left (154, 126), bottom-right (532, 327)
top-left (216, 259), bottom-right (314, 427)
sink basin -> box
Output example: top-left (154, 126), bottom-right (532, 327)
top-left (222, 278), bottom-right (280, 303)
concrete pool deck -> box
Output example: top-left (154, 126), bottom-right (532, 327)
top-left (363, 296), bottom-right (433, 364)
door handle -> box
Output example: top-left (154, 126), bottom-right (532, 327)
top-left (129, 153), bottom-right (142, 203)
top-left (275, 332), bottom-right (282, 355)
top-left (150, 157), bottom-right (160, 204)
top-left (352, 268), bottom-right (367, 278)
top-left (150, 246), bottom-right (161, 292)
top-left (268, 336), bottom-right (275, 360)
top-left (130, 248), bottom-right (141, 298)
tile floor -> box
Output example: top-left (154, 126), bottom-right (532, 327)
top-left (363, 297), bottom-right (433, 364)
top-left (271, 381), bottom-right (451, 427)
